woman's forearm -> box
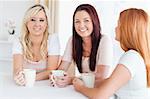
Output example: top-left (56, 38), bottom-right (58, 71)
top-left (95, 78), bottom-right (105, 88)
top-left (79, 86), bottom-right (98, 99)
top-left (36, 70), bottom-right (51, 80)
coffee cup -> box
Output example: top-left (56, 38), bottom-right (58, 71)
top-left (23, 69), bottom-right (36, 87)
top-left (51, 70), bottom-right (65, 77)
top-left (81, 73), bottom-right (95, 88)
top-left (49, 70), bottom-right (65, 87)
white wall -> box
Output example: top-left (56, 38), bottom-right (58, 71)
top-left (57, 0), bottom-right (118, 54)
top-left (0, 0), bottom-right (34, 40)
top-left (57, 0), bottom-right (150, 68)
top-left (57, 0), bottom-right (97, 56)
top-left (0, 0), bottom-right (150, 67)
top-left (0, 2), bottom-right (2, 36)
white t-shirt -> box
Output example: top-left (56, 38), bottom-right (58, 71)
top-left (12, 33), bottom-right (60, 73)
top-left (62, 35), bottom-right (113, 73)
top-left (115, 50), bottom-right (149, 99)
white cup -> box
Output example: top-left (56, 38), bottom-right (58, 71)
top-left (51, 70), bottom-right (65, 77)
top-left (50, 70), bottom-right (65, 87)
top-left (81, 73), bottom-right (95, 88)
top-left (23, 69), bottom-right (36, 87)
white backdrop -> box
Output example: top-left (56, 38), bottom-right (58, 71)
top-left (0, 0), bottom-right (34, 40)
top-left (57, 0), bottom-right (150, 67)
top-left (0, 0), bottom-right (150, 67)
top-left (0, 0), bottom-right (150, 94)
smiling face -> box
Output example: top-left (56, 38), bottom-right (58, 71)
top-left (74, 10), bottom-right (93, 38)
top-left (27, 10), bottom-right (47, 37)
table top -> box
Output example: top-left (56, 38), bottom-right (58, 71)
top-left (0, 73), bottom-right (87, 99)
top-left (1, 73), bottom-right (150, 99)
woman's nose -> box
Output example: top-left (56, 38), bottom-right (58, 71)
top-left (79, 21), bottom-right (85, 28)
top-left (34, 21), bottom-right (41, 26)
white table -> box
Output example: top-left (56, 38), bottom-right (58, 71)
top-left (1, 74), bottom-right (149, 99)
top-left (0, 73), bottom-right (87, 99)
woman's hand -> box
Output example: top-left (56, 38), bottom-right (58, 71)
top-left (14, 71), bottom-right (25, 86)
top-left (73, 78), bottom-right (84, 92)
top-left (49, 74), bottom-right (57, 87)
top-left (55, 73), bottom-right (72, 88)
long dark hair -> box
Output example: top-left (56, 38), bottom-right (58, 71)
top-left (72, 4), bottom-right (102, 73)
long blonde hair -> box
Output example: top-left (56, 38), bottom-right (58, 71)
top-left (21, 4), bottom-right (51, 61)
top-left (119, 8), bottom-right (150, 87)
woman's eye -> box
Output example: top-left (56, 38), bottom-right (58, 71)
top-left (85, 20), bottom-right (89, 22)
top-left (75, 21), bottom-right (79, 23)
top-left (31, 19), bottom-right (36, 21)
top-left (40, 19), bottom-right (44, 22)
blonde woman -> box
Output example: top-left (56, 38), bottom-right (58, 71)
top-left (73, 8), bottom-right (150, 99)
top-left (13, 4), bottom-right (60, 86)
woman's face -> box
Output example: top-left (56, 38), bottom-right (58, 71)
top-left (115, 20), bottom-right (120, 41)
top-left (74, 10), bottom-right (93, 38)
top-left (27, 10), bottom-right (47, 37)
